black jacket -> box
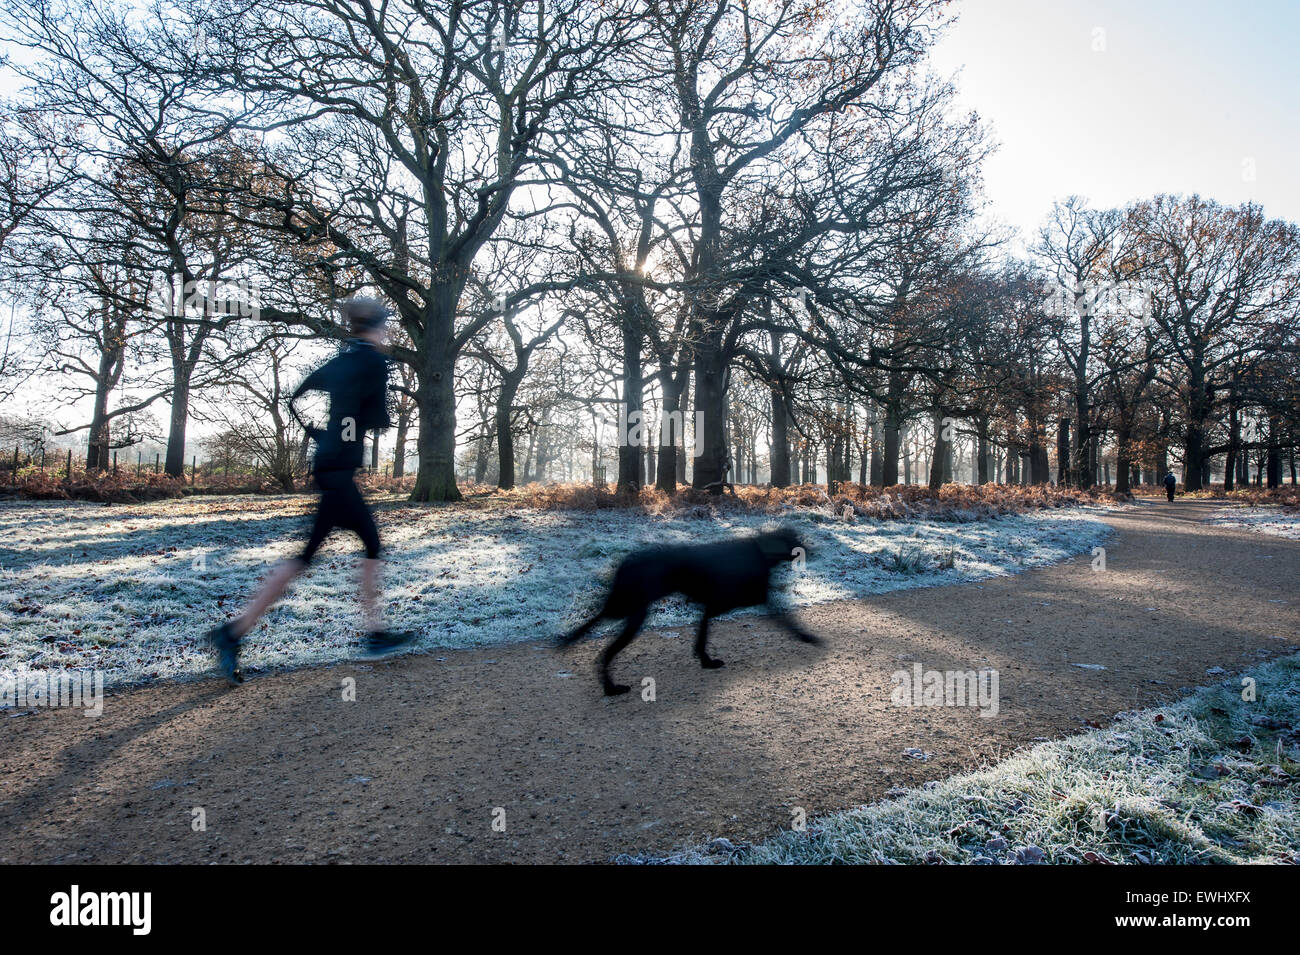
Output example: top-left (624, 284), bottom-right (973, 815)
top-left (290, 339), bottom-right (392, 473)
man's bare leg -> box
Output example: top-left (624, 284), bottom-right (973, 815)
top-left (206, 557), bottom-right (305, 684)
top-left (360, 557), bottom-right (418, 655)
top-left (230, 558), bottom-right (307, 639)
top-left (360, 557), bottom-right (382, 633)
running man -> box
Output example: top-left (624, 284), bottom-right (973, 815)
top-left (205, 297), bottom-right (415, 684)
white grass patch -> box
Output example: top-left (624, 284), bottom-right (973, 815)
top-left (0, 495), bottom-right (1110, 687)
top-left (1205, 505), bottom-right (1300, 540)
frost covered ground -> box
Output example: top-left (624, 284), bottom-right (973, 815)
top-left (1204, 505), bottom-right (1300, 540)
top-left (0, 494), bottom-right (1111, 687)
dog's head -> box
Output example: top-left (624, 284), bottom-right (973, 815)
top-left (755, 526), bottom-right (806, 566)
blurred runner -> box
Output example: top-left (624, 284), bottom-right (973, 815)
top-left (204, 297), bottom-right (415, 684)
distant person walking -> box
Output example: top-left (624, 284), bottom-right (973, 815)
top-left (1164, 470), bottom-right (1177, 502)
top-left (205, 297), bottom-right (414, 684)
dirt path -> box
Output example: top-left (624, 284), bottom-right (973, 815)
top-left (2, 499), bottom-right (1296, 864)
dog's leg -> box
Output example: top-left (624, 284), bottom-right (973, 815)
top-left (768, 603), bottom-right (821, 645)
top-left (557, 611), bottom-right (603, 647)
top-left (694, 611), bottom-right (724, 669)
top-left (599, 609), bottom-right (646, 696)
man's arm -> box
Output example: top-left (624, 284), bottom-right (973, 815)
top-left (288, 365), bottom-right (329, 440)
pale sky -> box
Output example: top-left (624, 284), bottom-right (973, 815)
top-left (927, 0), bottom-right (1300, 249)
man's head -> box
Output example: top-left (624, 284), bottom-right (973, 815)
top-left (342, 296), bottom-right (390, 343)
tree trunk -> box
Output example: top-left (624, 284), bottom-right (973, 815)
top-left (473, 428), bottom-right (491, 484)
top-left (1073, 390), bottom-right (1091, 489)
top-left (1115, 427), bottom-right (1133, 495)
top-left (1267, 416), bottom-right (1282, 489)
top-left (975, 416), bottom-right (990, 485)
top-left (927, 410), bottom-right (947, 490)
top-left (86, 383), bottom-right (112, 473)
top-left (902, 424), bottom-right (912, 484)
top-left (522, 427), bottom-right (536, 484)
top-left (164, 380), bottom-right (191, 478)
top-left (882, 392), bottom-right (903, 486)
top-left (1224, 395), bottom-right (1240, 492)
top-left (1027, 411), bottom-right (1051, 484)
top-left (616, 314), bottom-right (644, 494)
top-left (495, 371), bottom-right (523, 490)
top-left (393, 412), bottom-right (410, 478)
top-left (411, 350), bottom-right (462, 502)
top-left (769, 385), bottom-right (791, 487)
top-left (657, 374), bottom-right (686, 494)
top-left (1182, 367), bottom-right (1211, 492)
top-left (676, 368), bottom-right (690, 485)
top-left (691, 344), bottom-right (728, 493)
top-left (534, 408), bottom-right (553, 483)
top-left (1056, 417), bottom-right (1070, 486)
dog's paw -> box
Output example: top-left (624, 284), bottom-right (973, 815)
top-left (700, 657), bottom-right (725, 669)
top-left (604, 682), bottom-right (632, 696)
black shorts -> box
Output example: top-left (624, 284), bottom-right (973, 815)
top-left (298, 469), bottom-right (381, 565)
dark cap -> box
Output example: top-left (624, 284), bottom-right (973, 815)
top-left (342, 296), bottom-right (390, 331)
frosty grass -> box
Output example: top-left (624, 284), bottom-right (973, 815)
top-left (1205, 504), bottom-right (1300, 541)
top-left (0, 494), bottom-right (1111, 687)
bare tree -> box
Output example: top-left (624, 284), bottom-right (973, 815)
top-left (203, 0), bottom-right (635, 501)
top-left (1127, 195), bottom-right (1300, 490)
top-left (1035, 196), bottom-right (1126, 488)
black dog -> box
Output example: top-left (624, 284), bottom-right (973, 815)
top-left (559, 527), bottom-right (820, 695)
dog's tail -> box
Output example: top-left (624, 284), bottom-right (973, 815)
top-left (556, 612), bottom-right (602, 648)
